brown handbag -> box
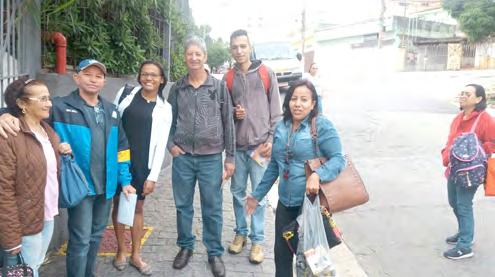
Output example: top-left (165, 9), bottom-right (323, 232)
top-left (305, 117), bottom-right (369, 213)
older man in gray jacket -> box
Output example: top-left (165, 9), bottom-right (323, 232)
top-left (167, 36), bottom-right (235, 277)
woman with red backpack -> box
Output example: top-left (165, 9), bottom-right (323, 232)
top-left (441, 84), bottom-right (495, 260)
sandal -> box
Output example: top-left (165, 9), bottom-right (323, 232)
top-left (112, 258), bottom-right (127, 271)
top-left (129, 260), bottom-right (153, 276)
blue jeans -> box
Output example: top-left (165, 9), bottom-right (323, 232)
top-left (230, 150), bottom-right (266, 243)
top-left (172, 153), bottom-right (224, 256)
top-left (1, 220), bottom-right (54, 277)
top-left (67, 194), bottom-right (112, 277)
top-left (447, 179), bottom-right (479, 250)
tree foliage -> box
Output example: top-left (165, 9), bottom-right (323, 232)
top-left (192, 25), bottom-right (230, 71)
top-left (41, 0), bottom-right (194, 79)
top-left (443, 0), bottom-right (495, 42)
top-left (207, 39), bottom-right (230, 70)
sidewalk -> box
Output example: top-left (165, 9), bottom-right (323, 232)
top-left (40, 164), bottom-right (367, 276)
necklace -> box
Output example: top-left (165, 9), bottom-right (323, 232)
top-left (141, 92), bottom-right (156, 103)
top-left (31, 124), bottom-right (48, 138)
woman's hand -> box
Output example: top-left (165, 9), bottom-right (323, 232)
top-left (245, 195), bottom-right (259, 215)
top-left (8, 247), bottom-right (21, 255)
top-left (306, 172), bottom-right (320, 195)
top-left (58, 143), bottom-right (72, 155)
top-left (170, 145), bottom-right (185, 157)
top-left (142, 180), bottom-right (156, 197)
top-left (122, 184), bottom-right (136, 200)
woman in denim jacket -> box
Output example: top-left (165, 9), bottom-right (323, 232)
top-left (246, 79), bottom-right (345, 277)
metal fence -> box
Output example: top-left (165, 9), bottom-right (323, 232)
top-left (1, 0), bottom-right (36, 107)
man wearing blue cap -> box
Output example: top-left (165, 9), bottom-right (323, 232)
top-left (0, 59), bottom-right (135, 277)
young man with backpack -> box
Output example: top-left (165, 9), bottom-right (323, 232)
top-left (225, 29), bottom-right (282, 264)
top-left (441, 84), bottom-right (495, 260)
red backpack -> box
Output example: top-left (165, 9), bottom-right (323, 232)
top-left (225, 64), bottom-right (271, 95)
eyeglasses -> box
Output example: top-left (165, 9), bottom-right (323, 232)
top-left (25, 96), bottom-right (52, 103)
top-left (140, 73), bottom-right (161, 78)
top-left (459, 91), bottom-right (474, 96)
top-left (24, 79), bottom-right (34, 85)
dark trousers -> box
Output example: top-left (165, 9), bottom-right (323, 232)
top-left (274, 201), bottom-right (301, 277)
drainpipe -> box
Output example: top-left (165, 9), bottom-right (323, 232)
top-left (51, 32), bottom-right (67, 74)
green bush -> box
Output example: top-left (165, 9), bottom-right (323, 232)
top-left (41, 0), bottom-right (193, 79)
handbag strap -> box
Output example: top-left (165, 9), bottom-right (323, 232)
top-left (1, 252), bottom-right (28, 276)
top-left (310, 116), bottom-right (320, 157)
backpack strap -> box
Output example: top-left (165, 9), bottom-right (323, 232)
top-left (225, 65), bottom-right (271, 95)
top-left (225, 69), bottom-right (235, 94)
top-left (118, 83), bottom-right (135, 104)
top-left (258, 64), bottom-right (271, 95)
top-left (470, 111), bottom-right (486, 133)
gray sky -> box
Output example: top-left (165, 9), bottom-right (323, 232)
top-left (189, 0), bottom-right (382, 41)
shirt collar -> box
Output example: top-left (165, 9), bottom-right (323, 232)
top-left (284, 115), bottom-right (312, 130)
top-left (178, 73), bottom-right (215, 89)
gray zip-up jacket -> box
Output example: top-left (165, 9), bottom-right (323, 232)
top-left (167, 74), bottom-right (235, 163)
top-left (226, 60), bottom-right (282, 149)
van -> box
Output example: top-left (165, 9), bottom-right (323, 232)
top-left (252, 41), bottom-right (303, 90)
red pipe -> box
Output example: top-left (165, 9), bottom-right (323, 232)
top-left (51, 32), bottom-right (67, 74)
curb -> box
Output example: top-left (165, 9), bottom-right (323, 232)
top-left (266, 187), bottom-right (368, 277)
top-left (330, 242), bottom-right (368, 277)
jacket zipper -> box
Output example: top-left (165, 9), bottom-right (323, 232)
top-left (192, 88), bottom-right (198, 153)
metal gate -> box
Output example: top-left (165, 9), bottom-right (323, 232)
top-left (1, 0), bottom-right (31, 106)
top-left (461, 42), bottom-right (476, 69)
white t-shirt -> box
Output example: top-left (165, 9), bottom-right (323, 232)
top-left (34, 131), bottom-right (59, 221)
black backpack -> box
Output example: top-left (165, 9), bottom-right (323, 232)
top-left (118, 84), bottom-right (135, 104)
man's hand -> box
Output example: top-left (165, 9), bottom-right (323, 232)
top-left (0, 113), bottom-right (20, 139)
top-left (142, 180), bottom-right (156, 197)
top-left (234, 104), bottom-right (246, 120)
top-left (170, 145), bottom-right (185, 157)
top-left (258, 142), bottom-right (272, 158)
top-left (306, 172), bottom-right (320, 195)
top-left (245, 195), bottom-right (259, 215)
top-left (122, 184), bottom-right (136, 200)
top-left (58, 143), bottom-right (72, 155)
top-left (222, 162), bottom-right (235, 182)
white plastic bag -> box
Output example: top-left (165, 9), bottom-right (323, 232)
top-left (298, 195), bottom-right (335, 276)
top-left (117, 193), bottom-right (137, 226)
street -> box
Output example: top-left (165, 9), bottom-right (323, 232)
top-left (320, 69), bottom-right (495, 277)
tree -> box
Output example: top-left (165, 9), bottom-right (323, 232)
top-left (443, 0), bottom-right (495, 42)
top-left (207, 39), bottom-right (230, 70)
top-left (193, 25), bottom-right (230, 71)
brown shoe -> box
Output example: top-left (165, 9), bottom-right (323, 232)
top-left (249, 244), bottom-right (264, 264)
top-left (228, 234), bottom-right (246, 254)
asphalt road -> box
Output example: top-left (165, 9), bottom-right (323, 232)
top-left (320, 70), bottom-right (495, 277)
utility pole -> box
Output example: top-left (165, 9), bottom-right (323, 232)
top-left (164, 0), bottom-right (172, 80)
top-left (378, 0), bottom-right (386, 48)
top-left (301, 0), bottom-right (306, 55)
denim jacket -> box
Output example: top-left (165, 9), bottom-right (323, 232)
top-left (251, 115), bottom-right (345, 207)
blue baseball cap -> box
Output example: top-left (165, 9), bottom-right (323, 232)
top-left (76, 59), bottom-right (107, 75)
